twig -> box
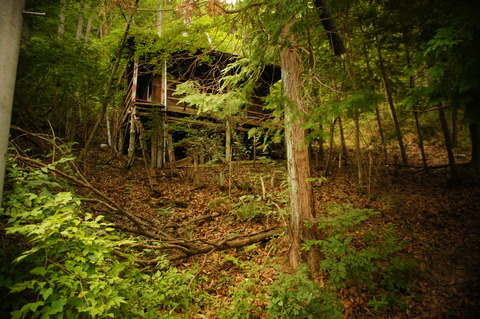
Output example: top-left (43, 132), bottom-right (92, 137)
top-left (13, 154), bottom-right (152, 236)
top-left (189, 248), bottom-right (216, 287)
top-left (387, 163), bottom-right (450, 169)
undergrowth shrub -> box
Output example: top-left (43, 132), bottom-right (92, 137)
top-left (219, 276), bottom-right (266, 319)
top-left (231, 193), bottom-right (288, 222)
top-left (267, 265), bottom-right (343, 319)
top-left (231, 194), bottom-right (275, 220)
top-left (0, 158), bottom-right (198, 318)
top-left (305, 204), bottom-right (416, 311)
top-left (215, 204), bottom-right (415, 318)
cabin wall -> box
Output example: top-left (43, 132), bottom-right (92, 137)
top-left (152, 74), bottom-right (162, 105)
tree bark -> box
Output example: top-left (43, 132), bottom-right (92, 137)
top-left (84, 13), bottom-right (94, 42)
top-left (79, 0), bottom-right (139, 169)
top-left (225, 116), bottom-right (233, 194)
top-left (324, 118), bottom-right (337, 176)
top-left (58, 0), bottom-right (66, 39)
top-left (127, 59), bottom-right (139, 167)
top-left (166, 133), bottom-right (177, 177)
top-left (100, 0), bottom-right (109, 38)
top-left (280, 28), bottom-right (319, 273)
top-left (375, 107), bottom-right (388, 163)
top-left (469, 122), bottom-right (480, 169)
top-left (127, 108), bottom-right (137, 167)
top-left (438, 107), bottom-right (456, 176)
top-left (413, 110), bottom-right (428, 168)
top-left (405, 45), bottom-right (428, 167)
top-left (376, 42), bottom-right (408, 165)
top-left (317, 123), bottom-right (325, 164)
top-left (134, 116), bottom-right (154, 191)
top-left (0, 0), bottom-right (25, 202)
top-left (361, 33), bottom-right (387, 164)
top-left (76, 0), bottom-right (85, 41)
top-left (338, 117), bottom-right (348, 166)
top-left (353, 111), bottom-right (363, 183)
top-left (151, 121), bottom-right (164, 169)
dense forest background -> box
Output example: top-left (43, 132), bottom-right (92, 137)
top-left (1, 0), bottom-right (480, 318)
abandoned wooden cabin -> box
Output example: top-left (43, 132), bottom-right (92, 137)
top-left (121, 49), bottom-right (281, 168)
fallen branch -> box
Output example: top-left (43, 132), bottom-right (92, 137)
top-left (387, 163), bottom-right (450, 169)
top-left (13, 154), bottom-right (163, 239)
top-left (114, 227), bottom-right (282, 263)
top-left (170, 227), bottom-right (282, 260)
top-left (11, 153), bottom-right (283, 261)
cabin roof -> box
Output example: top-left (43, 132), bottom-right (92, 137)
top-left (134, 48), bottom-right (281, 97)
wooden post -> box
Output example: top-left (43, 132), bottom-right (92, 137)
top-left (127, 109), bottom-right (137, 167)
top-left (0, 0), bottom-right (25, 202)
top-left (127, 60), bottom-right (139, 166)
top-left (151, 109), bottom-right (164, 169)
top-left (166, 133), bottom-right (176, 177)
top-left (225, 116), bottom-right (232, 163)
top-left (225, 116), bottom-right (233, 194)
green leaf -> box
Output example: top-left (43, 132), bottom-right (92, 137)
top-left (77, 291), bottom-right (89, 298)
top-left (51, 299), bottom-right (66, 313)
top-left (40, 287), bottom-right (53, 300)
top-left (31, 267), bottom-right (48, 276)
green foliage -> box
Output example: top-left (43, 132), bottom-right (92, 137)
top-left (167, 118), bottom-right (225, 162)
top-left (0, 157), bottom-right (199, 318)
top-left (231, 194), bottom-right (275, 220)
top-left (15, 33), bottom-right (104, 141)
top-left (247, 83), bottom-right (285, 154)
top-left (263, 204), bottom-right (414, 318)
top-left (323, 89), bottom-right (384, 119)
top-left (267, 265), bottom-right (343, 319)
top-left (174, 81), bottom-right (247, 116)
top-left (305, 204), bottom-right (415, 310)
top-left (219, 276), bottom-right (266, 319)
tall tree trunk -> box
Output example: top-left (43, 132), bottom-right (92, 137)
top-left (134, 116), bottom-right (154, 190)
top-left (58, 0), bottom-right (66, 39)
top-left (344, 53), bottom-right (363, 183)
top-left (361, 32), bottom-right (387, 163)
top-left (225, 116), bottom-right (233, 194)
top-left (317, 123), bottom-right (325, 164)
top-left (225, 116), bottom-right (232, 163)
top-left (414, 110), bottom-right (428, 167)
top-left (151, 120), bottom-right (164, 169)
top-left (464, 94), bottom-right (480, 169)
top-left (439, 107), bottom-right (456, 176)
top-left (0, 0), bottom-right (25, 202)
top-left (375, 107), bottom-right (388, 163)
top-left (405, 45), bottom-right (428, 167)
top-left (166, 133), bottom-right (177, 177)
top-left (280, 27), bottom-right (319, 273)
top-left (79, 0), bottom-right (139, 168)
top-left (353, 111), bottom-right (363, 183)
top-left (100, 0), bottom-right (109, 38)
top-left (84, 13), bottom-right (94, 42)
top-left (469, 122), bottom-right (480, 169)
top-left (157, 0), bottom-right (164, 36)
top-left (127, 108), bottom-right (137, 167)
top-left (376, 42), bottom-right (408, 165)
top-left (324, 118), bottom-right (337, 176)
top-left (76, 0), bottom-right (85, 41)
top-left (127, 59), bottom-right (138, 167)
top-left (338, 117), bottom-right (348, 166)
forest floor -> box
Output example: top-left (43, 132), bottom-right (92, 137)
top-left (86, 148), bottom-right (480, 319)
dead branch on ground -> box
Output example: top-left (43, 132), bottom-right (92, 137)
top-left (10, 151), bottom-right (281, 262)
